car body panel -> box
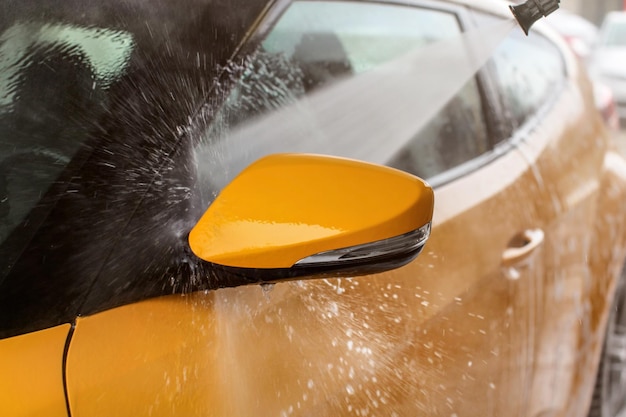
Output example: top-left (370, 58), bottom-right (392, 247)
top-left (516, 67), bottom-right (621, 417)
top-left (0, 324), bottom-right (70, 417)
top-left (66, 298), bottom-right (222, 416)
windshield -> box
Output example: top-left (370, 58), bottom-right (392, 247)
top-left (0, 23), bottom-right (134, 244)
top-left (0, 0), bottom-right (267, 338)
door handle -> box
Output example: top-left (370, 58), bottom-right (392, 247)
top-left (502, 229), bottom-right (544, 265)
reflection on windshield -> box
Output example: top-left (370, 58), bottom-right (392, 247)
top-left (0, 23), bottom-right (133, 110)
top-left (0, 23), bottom-right (134, 242)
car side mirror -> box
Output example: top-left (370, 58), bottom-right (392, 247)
top-left (188, 153), bottom-right (433, 286)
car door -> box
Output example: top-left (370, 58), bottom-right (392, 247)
top-left (487, 23), bottom-right (615, 417)
top-left (65, 1), bottom-right (549, 416)
top-left (0, 325), bottom-right (70, 417)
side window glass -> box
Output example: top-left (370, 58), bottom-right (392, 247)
top-left (201, 0), bottom-right (489, 183)
top-left (489, 30), bottom-right (565, 132)
top-left (387, 78), bottom-right (488, 180)
top-left (262, 2), bottom-right (460, 83)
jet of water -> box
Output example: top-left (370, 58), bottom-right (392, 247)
top-left (205, 18), bottom-right (517, 188)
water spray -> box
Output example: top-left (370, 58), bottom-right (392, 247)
top-left (510, 0), bottom-right (560, 35)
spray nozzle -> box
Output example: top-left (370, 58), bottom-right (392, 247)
top-left (510, 0), bottom-right (560, 36)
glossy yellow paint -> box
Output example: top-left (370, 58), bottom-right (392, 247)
top-left (189, 153), bottom-right (433, 268)
top-left (0, 324), bottom-right (70, 417)
top-left (66, 296), bottom-right (221, 417)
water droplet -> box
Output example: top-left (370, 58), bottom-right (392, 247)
top-left (261, 282), bottom-right (275, 296)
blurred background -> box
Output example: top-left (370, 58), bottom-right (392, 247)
top-left (536, 0), bottom-right (626, 154)
top-left (561, 0), bottom-right (623, 25)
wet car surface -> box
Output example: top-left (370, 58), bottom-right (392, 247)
top-left (2, 0), bottom-right (626, 416)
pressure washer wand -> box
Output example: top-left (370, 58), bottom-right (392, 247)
top-left (510, 0), bottom-right (560, 35)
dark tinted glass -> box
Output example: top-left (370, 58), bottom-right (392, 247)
top-left (0, 25), bottom-right (133, 245)
top-left (387, 79), bottom-right (488, 180)
top-left (0, 0), bottom-right (267, 338)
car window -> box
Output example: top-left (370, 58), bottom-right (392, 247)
top-left (262, 2), bottom-right (459, 79)
top-left (488, 29), bottom-right (565, 134)
top-left (198, 0), bottom-right (489, 183)
top-left (0, 23), bottom-right (134, 245)
top-left (0, 0), bottom-right (272, 338)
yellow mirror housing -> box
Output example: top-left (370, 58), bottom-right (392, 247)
top-left (189, 154), bottom-right (433, 276)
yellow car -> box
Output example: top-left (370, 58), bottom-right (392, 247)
top-left (1, 0), bottom-right (626, 416)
